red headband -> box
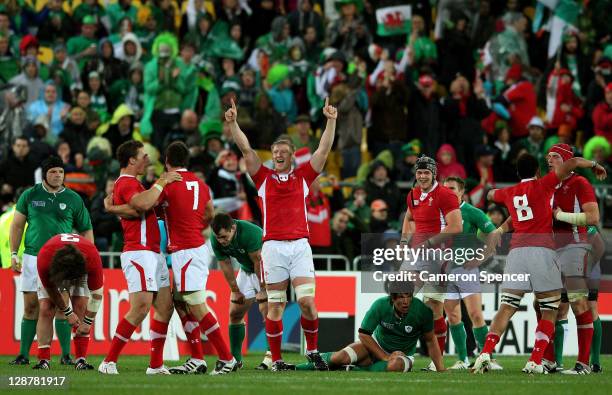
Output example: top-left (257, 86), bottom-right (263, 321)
top-left (548, 143), bottom-right (573, 162)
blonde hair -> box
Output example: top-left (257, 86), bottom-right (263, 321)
top-left (271, 138), bottom-right (296, 153)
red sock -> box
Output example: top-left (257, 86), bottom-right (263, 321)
top-left (530, 319), bottom-right (555, 364)
top-left (482, 332), bottom-right (500, 355)
top-left (265, 318), bottom-right (283, 362)
top-left (38, 346), bottom-right (51, 361)
top-left (434, 317), bottom-right (447, 355)
top-left (543, 336), bottom-right (556, 362)
top-left (300, 316), bottom-right (319, 353)
top-left (105, 319), bottom-right (137, 363)
top-left (199, 313), bottom-right (232, 361)
top-left (150, 319), bottom-right (168, 369)
top-left (181, 314), bottom-right (203, 360)
top-left (576, 310), bottom-right (594, 365)
top-left (74, 336), bottom-right (90, 360)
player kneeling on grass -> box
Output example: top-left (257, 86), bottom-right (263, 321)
top-left (211, 213), bottom-right (272, 370)
top-left (33, 234), bottom-right (104, 371)
top-left (297, 283), bottom-right (445, 372)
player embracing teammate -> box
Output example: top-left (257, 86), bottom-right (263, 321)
top-left (472, 153), bottom-right (606, 374)
top-left (104, 141), bottom-right (235, 375)
top-left (225, 98), bottom-right (337, 371)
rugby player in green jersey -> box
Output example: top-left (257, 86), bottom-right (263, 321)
top-left (211, 213), bottom-right (271, 370)
top-left (442, 177), bottom-right (502, 370)
top-left (297, 283), bottom-right (445, 372)
top-left (9, 157), bottom-right (93, 366)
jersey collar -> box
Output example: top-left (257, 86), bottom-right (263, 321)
top-left (520, 177), bottom-right (535, 183)
top-left (41, 182), bottom-right (65, 194)
top-left (460, 201), bottom-right (465, 208)
top-left (419, 181), bottom-right (438, 201)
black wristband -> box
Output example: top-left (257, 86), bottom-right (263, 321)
top-left (83, 316), bottom-right (94, 325)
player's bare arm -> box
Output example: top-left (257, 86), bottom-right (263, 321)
top-left (590, 231), bottom-right (605, 263)
top-left (129, 171), bottom-right (182, 212)
top-left (8, 210), bottom-right (26, 273)
top-left (249, 250), bottom-right (267, 299)
top-left (556, 157), bottom-right (607, 181)
top-left (79, 229), bottom-right (94, 242)
top-left (358, 331), bottom-right (389, 362)
top-left (45, 286), bottom-right (80, 327)
top-left (310, 97), bottom-right (338, 173)
top-left (225, 99), bottom-right (261, 176)
top-left (427, 209), bottom-right (462, 246)
top-left (219, 258), bottom-right (245, 304)
top-left (204, 200), bottom-right (214, 225)
top-left (423, 330), bottom-right (445, 372)
top-left (104, 193), bottom-right (140, 219)
top-left (400, 208), bottom-right (414, 245)
top-left (554, 201), bottom-right (599, 226)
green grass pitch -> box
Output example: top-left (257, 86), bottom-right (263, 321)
top-left (0, 354), bottom-right (610, 395)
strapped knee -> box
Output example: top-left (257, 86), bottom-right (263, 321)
top-left (500, 292), bottom-right (522, 309)
top-left (183, 290), bottom-right (206, 305)
top-left (295, 283), bottom-right (315, 300)
top-left (567, 290), bottom-right (588, 303)
top-left (267, 289), bottom-right (287, 303)
top-left (537, 295), bottom-right (561, 311)
top-left (423, 292), bottom-right (445, 303)
top-left (398, 355), bottom-right (413, 372)
top-left (342, 346), bottom-right (358, 364)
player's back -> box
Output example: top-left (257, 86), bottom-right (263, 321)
top-left (37, 234), bottom-right (103, 289)
top-left (493, 172), bottom-right (559, 249)
top-left (114, 175), bottom-right (160, 253)
top-left (161, 170), bottom-right (210, 252)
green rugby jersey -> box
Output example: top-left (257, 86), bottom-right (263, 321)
top-left (15, 184), bottom-right (92, 256)
top-left (211, 220), bottom-right (263, 273)
top-left (456, 201), bottom-right (496, 250)
top-left (359, 296), bottom-right (433, 355)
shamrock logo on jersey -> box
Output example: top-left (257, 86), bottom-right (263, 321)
top-left (405, 325), bottom-right (413, 333)
top-left (59, 203), bottom-right (66, 210)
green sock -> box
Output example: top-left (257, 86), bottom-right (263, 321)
top-left (228, 323), bottom-right (246, 362)
top-left (54, 319), bottom-right (72, 357)
top-left (450, 322), bottom-right (468, 362)
top-left (554, 319), bottom-right (568, 366)
top-left (473, 325), bottom-right (488, 351)
top-left (295, 352), bottom-right (333, 371)
top-left (591, 318), bottom-right (602, 366)
top-left (19, 318), bottom-right (38, 358)
top-left (363, 360), bottom-right (388, 372)
top-left (295, 361), bottom-right (315, 370)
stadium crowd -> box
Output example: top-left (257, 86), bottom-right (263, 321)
top-left (1, 0), bottom-right (612, 267)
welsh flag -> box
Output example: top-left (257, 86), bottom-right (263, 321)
top-left (376, 5), bottom-right (411, 36)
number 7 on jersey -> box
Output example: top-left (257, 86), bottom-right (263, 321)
top-left (186, 181), bottom-right (199, 210)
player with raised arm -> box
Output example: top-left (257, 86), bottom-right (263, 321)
top-left (537, 144), bottom-right (599, 375)
top-left (442, 177), bottom-right (499, 370)
top-left (296, 283), bottom-right (445, 373)
top-left (98, 140), bottom-right (181, 375)
top-left (472, 153), bottom-right (606, 374)
top-left (32, 234), bottom-right (104, 371)
top-left (211, 212), bottom-right (272, 370)
top-left (400, 156), bottom-right (462, 371)
top-left (9, 156), bottom-right (93, 366)
top-left (224, 97), bottom-right (337, 371)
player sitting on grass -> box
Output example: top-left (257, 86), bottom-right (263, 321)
top-left (297, 282), bottom-right (445, 372)
top-left (211, 213), bottom-right (272, 370)
top-left (33, 234), bottom-right (104, 371)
